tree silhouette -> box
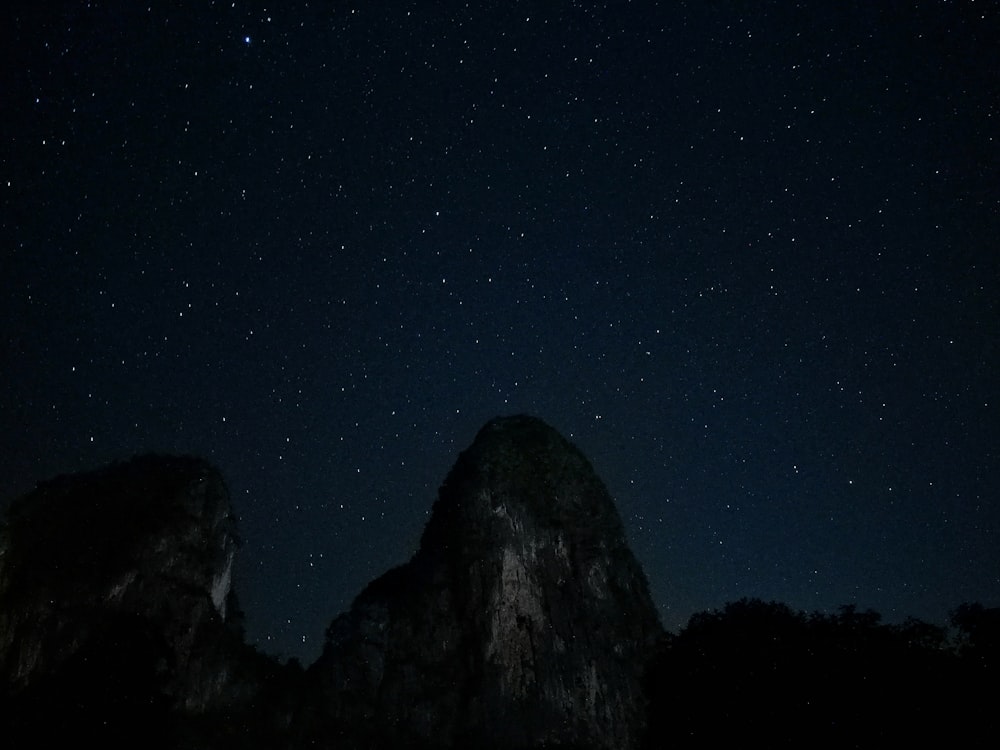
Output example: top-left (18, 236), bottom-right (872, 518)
top-left (642, 598), bottom-right (982, 748)
top-left (951, 602), bottom-right (1000, 662)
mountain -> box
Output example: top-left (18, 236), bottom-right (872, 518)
top-left (0, 455), bottom-right (236, 695)
top-left (308, 414), bottom-right (663, 749)
top-left (0, 454), bottom-right (298, 747)
top-left (0, 416), bottom-right (662, 749)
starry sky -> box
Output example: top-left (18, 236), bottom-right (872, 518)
top-left (3, 1), bottom-right (997, 663)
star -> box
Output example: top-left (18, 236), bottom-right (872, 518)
top-left (3, 0), bottom-right (996, 665)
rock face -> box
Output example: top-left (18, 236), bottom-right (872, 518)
top-left (0, 455), bottom-right (287, 746)
top-left (312, 414), bottom-right (663, 749)
top-left (0, 455), bottom-right (235, 690)
top-left (0, 416), bottom-right (663, 748)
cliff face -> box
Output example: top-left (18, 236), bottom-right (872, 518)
top-left (0, 416), bottom-right (662, 748)
top-left (313, 415), bottom-right (663, 749)
top-left (0, 454), bottom-right (277, 744)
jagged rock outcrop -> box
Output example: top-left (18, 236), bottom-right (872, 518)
top-left (310, 414), bottom-right (663, 749)
top-left (0, 456), bottom-right (234, 694)
top-left (0, 416), bottom-right (663, 749)
top-left (3, 416), bottom-right (994, 748)
top-left (0, 455), bottom-right (294, 747)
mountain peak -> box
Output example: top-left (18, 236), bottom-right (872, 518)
top-left (420, 414), bottom-right (627, 557)
top-left (317, 414), bottom-right (662, 749)
top-left (1, 418), bottom-right (663, 748)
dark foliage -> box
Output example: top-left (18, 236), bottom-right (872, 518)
top-left (951, 602), bottom-right (1000, 661)
top-left (0, 629), bottom-right (305, 750)
top-left (0, 612), bottom-right (174, 749)
top-left (643, 598), bottom-right (999, 748)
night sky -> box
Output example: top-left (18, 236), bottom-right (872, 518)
top-left (3, 1), bottom-right (997, 664)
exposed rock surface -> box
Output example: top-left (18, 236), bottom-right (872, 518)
top-left (0, 416), bottom-right (663, 748)
top-left (0, 455), bottom-right (233, 689)
top-left (0, 455), bottom-right (293, 746)
top-left (311, 414), bottom-right (663, 749)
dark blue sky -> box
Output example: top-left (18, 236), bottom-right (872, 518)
top-left (3, 1), bottom-right (997, 663)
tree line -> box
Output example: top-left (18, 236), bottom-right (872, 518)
top-left (643, 598), bottom-right (999, 747)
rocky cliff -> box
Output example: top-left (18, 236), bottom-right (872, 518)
top-left (0, 455), bottom-right (294, 746)
top-left (311, 414), bottom-right (663, 749)
top-left (0, 455), bottom-right (234, 691)
top-left (0, 416), bottom-right (662, 749)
